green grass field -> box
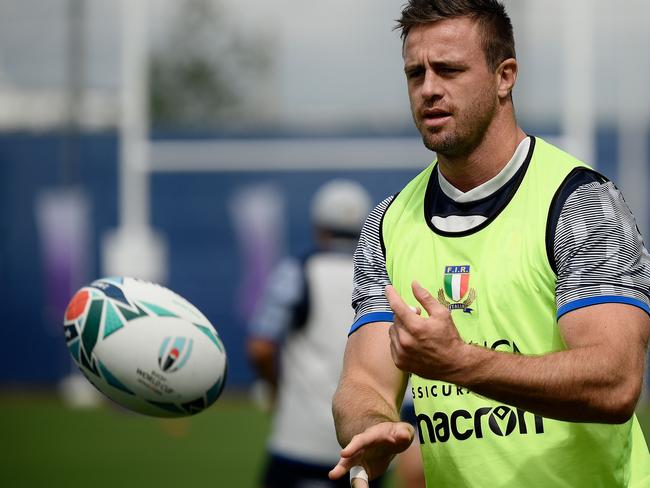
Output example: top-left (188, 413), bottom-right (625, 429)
top-left (0, 392), bottom-right (271, 488)
top-left (1, 392), bottom-right (649, 488)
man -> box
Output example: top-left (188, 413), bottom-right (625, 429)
top-left (247, 179), bottom-right (387, 488)
top-left (329, 1), bottom-right (650, 487)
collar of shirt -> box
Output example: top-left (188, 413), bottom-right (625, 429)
top-left (437, 137), bottom-right (531, 203)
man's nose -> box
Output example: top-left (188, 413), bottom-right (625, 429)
top-left (421, 70), bottom-right (443, 100)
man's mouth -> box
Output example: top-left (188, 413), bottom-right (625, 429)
top-left (422, 109), bottom-right (452, 128)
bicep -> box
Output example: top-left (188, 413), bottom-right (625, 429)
top-left (340, 322), bottom-right (408, 412)
top-left (559, 303), bottom-right (650, 375)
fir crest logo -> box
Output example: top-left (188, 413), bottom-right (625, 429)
top-left (437, 265), bottom-right (476, 314)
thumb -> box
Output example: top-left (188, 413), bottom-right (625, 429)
top-left (412, 280), bottom-right (441, 316)
top-left (385, 285), bottom-right (414, 318)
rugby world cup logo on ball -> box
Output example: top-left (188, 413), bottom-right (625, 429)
top-left (158, 337), bottom-right (193, 373)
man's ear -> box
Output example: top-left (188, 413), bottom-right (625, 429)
top-left (496, 58), bottom-right (518, 99)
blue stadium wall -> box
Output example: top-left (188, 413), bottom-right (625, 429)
top-left (0, 130), bottom-right (626, 389)
top-left (0, 132), bottom-right (418, 389)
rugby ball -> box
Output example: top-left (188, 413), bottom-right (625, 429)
top-left (63, 277), bottom-right (227, 417)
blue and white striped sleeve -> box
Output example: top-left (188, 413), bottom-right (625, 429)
top-left (554, 180), bottom-right (650, 319)
top-left (349, 196), bottom-right (395, 335)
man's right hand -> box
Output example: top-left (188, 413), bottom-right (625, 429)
top-left (328, 421), bottom-right (415, 483)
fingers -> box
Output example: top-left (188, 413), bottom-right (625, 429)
top-left (385, 285), bottom-right (412, 318)
top-left (329, 422), bottom-right (415, 481)
top-left (412, 280), bottom-right (442, 317)
top-left (329, 454), bottom-right (364, 480)
top-left (387, 282), bottom-right (437, 321)
top-left (342, 422), bottom-right (414, 458)
top-left (328, 429), bottom-right (374, 480)
top-left (340, 428), bottom-right (379, 458)
top-left (351, 479), bottom-right (369, 488)
top-left (350, 466), bottom-right (369, 488)
top-left (383, 421), bottom-right (415, 445)
top-left (409, 305), bottom-right (422, 315)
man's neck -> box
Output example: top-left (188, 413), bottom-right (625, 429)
top-left (437, 116), bottom-right (526, 193)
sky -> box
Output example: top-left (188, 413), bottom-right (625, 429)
top-left (0, 0), bottom-right (648, 131)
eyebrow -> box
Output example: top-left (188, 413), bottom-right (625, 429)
top-left (404, 60), bottom-right (468, 72)
top-left (404, 63), bottom-right (422, 74)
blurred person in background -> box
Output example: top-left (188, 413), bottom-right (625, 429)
top-left (329, 1), bottom-right (650, 487)
top-left (247, 179), bottom-right (382, 487)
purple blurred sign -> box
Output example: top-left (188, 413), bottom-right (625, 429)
top-left (35, 188), bottom-right (92, 335)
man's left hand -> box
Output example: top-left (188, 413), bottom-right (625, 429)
top-left (386, 281), bottom-right (468, 381)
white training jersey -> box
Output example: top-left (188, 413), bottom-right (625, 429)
top-left (250, 251), bottom-right (354, 465)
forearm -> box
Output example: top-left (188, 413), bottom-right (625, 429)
top-left (246, 339), bottom-right (279, 390)
top-left (388, 285), bottom-right (650, 425)
top-left (452, 342), bottom-right (644, 423)
top-left (332, 323), bottom-right (408, 447)
top-left (253, 360), bottom-right (278, 390)
top-left (329, 324), bottom-right (415, 481)
top-left (332, 374), bottom-right (402, 447)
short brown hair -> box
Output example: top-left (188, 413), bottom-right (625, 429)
top-left (395, 0), bottom-right (516, 71)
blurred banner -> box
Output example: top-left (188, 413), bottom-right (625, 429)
top-left (229, 184), bottom-right (285, 322)
top-left (35, 188), bottom-right (91, 339)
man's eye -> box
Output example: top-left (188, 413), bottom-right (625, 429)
top-left (439, 67), bottom-right (461, 75)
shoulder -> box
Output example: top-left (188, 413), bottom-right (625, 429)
top-left (547, 168), bottom-right (611, 272)
top-left (552, 169), bottom-right (634, 246)
top-left (367, 195), bottom-right (397, 228)
top-left (552, 168), bottom-right (609, 206)
top-left (356, 195), bottom-right (397, 257)
top-left (551, 170), bottom-right (650, 318)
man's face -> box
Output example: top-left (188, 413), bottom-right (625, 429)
top-left (403, 17), bottom-right (500, 156)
